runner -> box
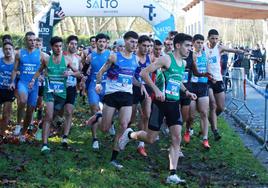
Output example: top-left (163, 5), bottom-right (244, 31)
top-left (131, 35), bottom-right (153, 157)
top-left (61, 35), bottom-right (82, 147)
top-left (119, 33), bottom-right (197, 184)
top-left (10, 32), bottom-right (46, 140)
top-left (85, 33), bottom-right (110, 149)
top-left (0, 42), bottom-right (15, 135)
top-left (34, 38), bottom-right (46, 140)
top-left (163, 37), bottom-right (173, 55)
top-left (0, 34), bottom-right (12, 58)
top-left (94, 31), bottom-right (140, 168)
top-left (204, 29), bottom-right (244, 140)
top-left (30, 36), bottom-right (77, 153)
top-left (186, 34), bottom-right (212, 148)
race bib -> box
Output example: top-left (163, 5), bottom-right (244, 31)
top-left (165, 79), bottom-right (180, 97)
top-left (191, 76), bottom-right (198, 83)
top-left (182, 71), bottom-right (189, 83)
top-left (118, 74), bottom-right (132, 87)
top-left (48, 80), bottom-right (64, 93)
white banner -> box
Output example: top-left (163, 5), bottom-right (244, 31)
top-left (59, 0), bottom-right (172, 25)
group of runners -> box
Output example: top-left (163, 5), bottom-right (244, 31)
top-left (0, 29), bottom-right (244, 184)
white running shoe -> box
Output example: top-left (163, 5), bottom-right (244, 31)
top-left (92, 140), bottom-right (100, 150)
top-left (110, 160), bottom-right (123, 169)
top-left (109, 124), bottom-right (116, 136)
top-left (14, 125), bottom-right (22, 136)
top-left (41, 145), bottom-right (51, 154)
top-left (61, 138), bottom-right (68, 147)
top-left (118, 128), bottom-right (133, 150)
top-left (166, 174), bottom-right (186, 184)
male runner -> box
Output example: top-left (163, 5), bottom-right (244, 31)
top-left (10, 32), bottom-right (46, 140)
top-left (61, 35), bottom-right (82, 146)
top-left (0, 42), bottom-right (15, 135)
top-left (205, 29), bottom-right (244, 140)
top-left (85, 33), bottom-right (110, 149)
top-left (186, 34), bottom-right (212, 148)
top-left (131, 35), bottom-right (153, 156)
top-left (95, 31), bottom-right (140, 168)
top-left (119, 33), bottom-right (197, 184)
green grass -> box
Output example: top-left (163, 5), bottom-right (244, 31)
top-left (1, 97), bottom-right (268, 187)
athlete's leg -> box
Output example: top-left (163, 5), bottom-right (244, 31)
top-left (214, 91), bottom-right (225, 116)
top-left (42, 102), bottom-right (54, 145)
top-left (197, 96), bottom-right (209, 140)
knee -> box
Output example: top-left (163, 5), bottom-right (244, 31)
top-left (199, 110), bottom-right (208, 119)
top-left (45, 113), bottom-right (53, 122)
top-left (210, 102), bottom-right (217, 111)
top-left (171, 134), bottom-right (181, 145)
top-left (64, 109), bottom-right (72, 117)
top-left (147, 135), bottom-right (156, 144)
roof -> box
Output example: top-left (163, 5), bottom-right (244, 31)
top-left (183, 0), bottom-right (268, 19)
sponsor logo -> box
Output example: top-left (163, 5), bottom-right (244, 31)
top-left (86, 0), bottom-right (118, 9)
top-left (143, 4), bottom-right (156, 21)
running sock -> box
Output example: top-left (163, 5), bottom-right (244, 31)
top-left (169, 169), bottom-right (176, 175)
top-left (42, 143), bottom-right (48, 147)
top-left (138, 141), bottom-right (144, 148)
top-left (203, 136), bottom-right (208, 140)
top-left (93, 138), bottom-right (98, 142)
top-left (62, 135), bottom-right (68, 139)
top-left (110, 150), bottom-right (119, 161)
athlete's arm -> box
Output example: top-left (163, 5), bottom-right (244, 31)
top-left (96, 53), bottom-right (115, 84)
top-left (28, 56), bottom-right (48, 89)
top-left (9, 51), bottom-right (20, 90)
top-left (180, 83), bottom-right (197, 100)
top-left (192, 53), bottom-right (212, 78)
top-left (141, 56), bottom-right (169, 101)
top-left (220, 45), bottom-right (244, 54)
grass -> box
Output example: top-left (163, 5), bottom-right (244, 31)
top-left (1, 96), bottom-right (268, 187)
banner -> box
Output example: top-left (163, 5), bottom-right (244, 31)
top-left (37, 0), bottom-right (175, 53)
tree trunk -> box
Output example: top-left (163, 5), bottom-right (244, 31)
top-left (1, 0), bottom-right (9, 31)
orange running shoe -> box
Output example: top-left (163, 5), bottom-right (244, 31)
top-left (183, 131), bottom-right (190, 144)
top-left (203, 139), bottom-right (210, 149)
top-left (137, 146), bottom-right (148, 157)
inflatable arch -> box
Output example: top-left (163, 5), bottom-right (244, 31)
top-left (37, 0), bottom-right (175, 53)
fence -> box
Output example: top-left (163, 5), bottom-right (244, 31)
top-left (227, 67), bottom-right (254, 122)
top-left (227, 67), bottom-right (268, 152)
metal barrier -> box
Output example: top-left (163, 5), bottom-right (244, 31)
top-left (255, 84), bottom-right (268, 155)
top-left (227, 67), bottom-right (254, 120)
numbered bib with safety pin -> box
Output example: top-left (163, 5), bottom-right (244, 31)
top-left (48, 80), bottom-right (64, 93)
top-left (118, 74), bottom-right (132, 87)
top-left (165, 79), bottom-right (180, 97)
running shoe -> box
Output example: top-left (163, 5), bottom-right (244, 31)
top-left (118, 128), bottom-right (133, 150)
top-left (92, 140), bottom-right (99, 150)
top-left (109, 124), bottom-right (116, 136)
top-left (13, 125), bottom-right (22, 136)
top-left (203, 139), bottom-right (210, 149)
top-left (183, 131), bottom-right (190, 144)
top-left (213, 131), bottom-right (222, 141)
top-left (110, 160), bottom-right (123, 169)
top-left (137, 146), bottom-right (148, 157)
top-left (61, 138), bottom-right (68, 147)
top-left (166, 174), bottom-right (186, 184)
top-left (41, 145), bottom-right (51, 154)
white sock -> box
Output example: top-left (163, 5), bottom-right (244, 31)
top-left (138, 141), bottom-right (144, 148)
